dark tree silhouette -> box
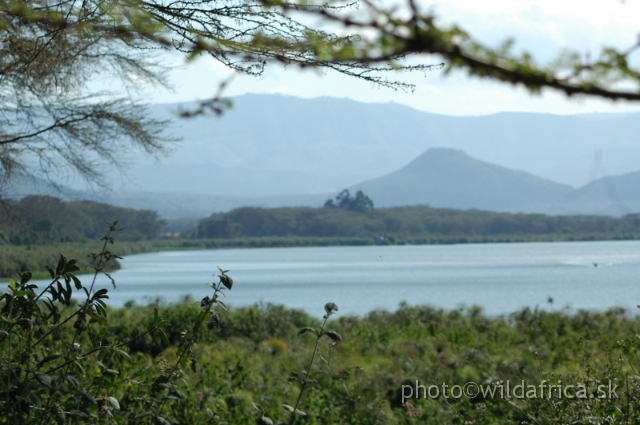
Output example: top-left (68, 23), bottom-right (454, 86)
top-left (325, 189), bottom-right (374, 212)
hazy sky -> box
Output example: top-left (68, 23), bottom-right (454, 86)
top-left (148, 0), bottom-right (640, 116)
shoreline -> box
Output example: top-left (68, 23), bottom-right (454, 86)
top-left (2, 233), bottom-right (639, 279)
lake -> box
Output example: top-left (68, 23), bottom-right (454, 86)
top-left (26, 239), bottom-right (638, 317)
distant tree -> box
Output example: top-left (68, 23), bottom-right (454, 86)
top-left (325, 189), bottom-right (374, 212)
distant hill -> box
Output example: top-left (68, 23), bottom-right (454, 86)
top-left (99, 191), bottom-right (327, 218)
top-left (7, 148), bottom-right (640, 218)
top-left (4, 174), bottom-right (86, 200)
top-left (7, 94), bottom-right (640, 217)
top-left (349, 148), bottom-right (576, 213)
top-left (98, 95), bottom-right (640, 197)
top-left (565, 171), bottom-right (640, 216)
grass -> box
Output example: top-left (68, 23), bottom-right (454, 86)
top-left (79, 301), bottom-right (640, 424)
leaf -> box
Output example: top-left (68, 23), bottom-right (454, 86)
top-left (323, 331), bottom-right (343, 342)
top-left (28, 392), bottom-right (43, 408)
top-left (297, 327), bottom-right (316, 336)
top-left (324, 302), bottom-right (338, 315)
top-left (36, 354), bottom-right (61, 368)
top-left (19, 272), bottom-right (32, 286)
top-left (135, 411), bottom-right (154, 419)
top-left (282, 404), bottom-right (307, 416)
top-left (17, 318), bottom-right (32, 328)
top-left (155, 416), bottom-right (171, 425)
top-left (82, 391), bottom-right (98, 405)
top-left (64, 259), bottom-right (79, 273)
top-left (107, 396), bottom-right (120, 410)
top-left (34, 372), bottom-right (52, 387)
top-left (93, 288), bottom-right (109, 300)
top-left (73, 361), bottom-right (86, 376)
top-left (158, 329), bottom-right (170, 346)
top-left (66, 375), bottom-right (80, 390)
top-left (114, 348), bottom-right (132, 361)
top-left (252, 402), bottom-right (263, 411)
top-left (219, 274), bottom-right (233, 290)
top-left (71, 274), bottom-right (82, 290)
top-left (216, 299), bottom-right (228, 311)
top-left (56, 254), bottom-right (66, 275)
top-left (256, 417), bottom-right (274, 425)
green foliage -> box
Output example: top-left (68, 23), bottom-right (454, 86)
top-left (6, 222), bottom-right (640, 424)
top-left (0, 224), bottom-right (237, 424)
top-left (190, 205), bottom-right (640, 241)
top-left (325, 190), bottom-right (374, 213)
top-left (0, 195), bottom-right (166, 244)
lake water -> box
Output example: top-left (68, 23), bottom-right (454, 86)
top-left (19, 240), bottom-right (640, 317)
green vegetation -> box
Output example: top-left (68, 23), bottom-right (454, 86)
top-left (191, 205), bottom-right (640, 241)
top-left (100, 301), bottom-right (640, 424)
top-left (3, 195), bottom-right (640, 278)
top-left (4, 223), bottom-right (640, 424)
top-left (0, 196), bottom-right (165, 245)
top-left (0, 196), bottom-right (166, 278)
top-left (324, 189), bottom-right (374, 212)
top-left (4, 256), bottom-right (640, 423)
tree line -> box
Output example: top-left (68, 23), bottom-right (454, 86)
top-left (190, 205), bottom-right (640, 240)
top-left (0, 196), bottom-right (165, 245)
top-left (6, 196), bottom-right (639, 245)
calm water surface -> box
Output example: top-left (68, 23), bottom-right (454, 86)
top-left (24, 240), bottom-right (640, 316)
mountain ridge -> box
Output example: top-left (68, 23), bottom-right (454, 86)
top-left (349, 148), bottom-right (577, 213)
top-left (109, 94), bottom-right (640, 196)
top-left (8, 147), bottom-right (640, 218)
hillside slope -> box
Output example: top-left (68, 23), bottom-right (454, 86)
top-left (350, 148), bottom-right (576, 213)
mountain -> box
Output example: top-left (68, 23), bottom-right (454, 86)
top-left (7, 94), bottom-right (640, 217)
top-left (3, 176), bottom-right (327, 218)
top-left (3, 175), bottom-right (86, 200)
top-left (7, 148), bottom-right (640, 218)
top-left (97, 94), bottom-right (640, 197)
top-left (565, 171), bottom-right (640, 216)
top-left (348, 148), bottom-right (576, 213)
top-left (98, 191), bottom-right (327, 218)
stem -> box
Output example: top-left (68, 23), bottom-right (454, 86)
top-left (43, 327), bottom-right (159, 376)
top-left (173, 281), bottom-right (222, 370)
top-left (32, 300), bottom-right (87, 348)
top-left (33, 277), bottom-right (61, 303)
top-left (322, 360), bottom-right (366, 424)
top-left (34, 227), bottom-right (116, 348)
top-left (290, 314), bottom-right (330, 425)
top-left (88, 234), bottom-right (112, 296)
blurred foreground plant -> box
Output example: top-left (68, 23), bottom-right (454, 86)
top-left (0, 221), bottom-right (233, 424)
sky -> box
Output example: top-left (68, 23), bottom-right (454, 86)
top-left (146, 0), bottom-right (640, 116)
